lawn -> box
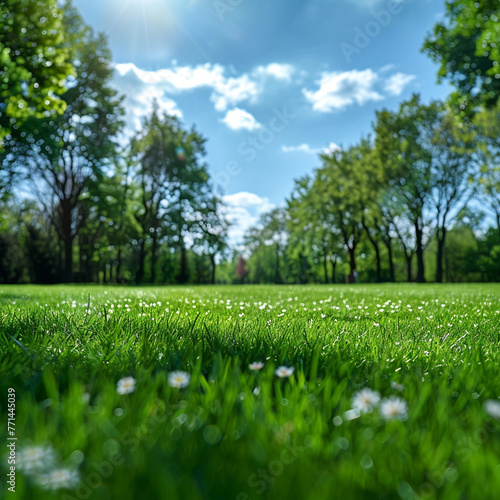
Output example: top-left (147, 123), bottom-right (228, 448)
top-left (1, 284), bottom-right (500, 500)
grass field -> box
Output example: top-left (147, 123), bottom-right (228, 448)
top-left (1, 284), bottom-right (500, 500)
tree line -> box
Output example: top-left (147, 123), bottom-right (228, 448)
top-left (0, 0), bottom-right (499, 285)
top-left (0, 0), bottom-right (227, 284)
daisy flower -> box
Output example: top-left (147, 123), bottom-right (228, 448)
top-left (17, 446), bottom-right (56, 473)
top-left (352, 388), bottom-right (381, 414)
top-left (484, 400), bottom-right (500, 420)
top-left (168, 371), bottom-right (190, 389)
top-left (116, 376), bottom-right (136, 395)
top-left (380, 396), bottom-right (408, 421)
top-left (249, 362), bottom-right (265, 371)
top-left (391, 381), bottom-right (405, 392)
top-left (343, 408), bottom-right (361, 421)
top-left (275, 366), bottom-right (294, 378)
top-left (38, 468), bottom-right (80, 490)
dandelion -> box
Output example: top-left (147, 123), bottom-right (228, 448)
top-left (352, 388), bottom-right (381, 414)
top-left (249, 361), bottom-right (264, 371)
top-left (38, 468), bottom-right (80, 490)
top-left (380, 396), bottom-right (408, 421)
top-left (484, 400), bottom-right (500, 420)
top-left (391, 381), bottom-right (404, 392)
top-left (116, 376), bottom-right (136, 395)
top-left (275, 366), bottom-right (294, 378)
top-left (17, 446), bottom-right (56, 473)
top-left (168, 371), bottom-right (190, 389)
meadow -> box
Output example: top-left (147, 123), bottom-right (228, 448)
top-left (1, 283), bottom-right (500, 500)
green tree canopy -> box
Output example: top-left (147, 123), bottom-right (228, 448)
top-left (0, 0), bottom-right (73, 151)
top-left (423, 0), bottom-right (500, 113)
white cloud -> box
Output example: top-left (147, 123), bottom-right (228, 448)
top-left (114, 61), bottom-right (296, 120)
top-left (384, 72), bottom-right (416, 96)
top-left (222, 192), bottom-right (275, 244)
top-left (255, 63), bottom-right (295, 82)
top-left (282, 143), bottom-right (318, 154)
top-left (303, 69), bottom-right (384, 112)
top-left (221, 108), bottom-right (261, 131)
top-left (321, 142), bottom-right (342, 155)
top-left (210, 74), bottom-right (259, 112)
top-left (282, 142), bottom-right (341, 155)
top-left (111, 66), bottom-right (183, 137)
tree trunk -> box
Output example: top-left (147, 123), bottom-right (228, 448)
top-left (150, 232), bottom-right (157, 284)
top-left (61, 200), bottom-right (73, 282)
top-left (385, 238), bottom-right (395, 282)
top-left (275, 245), bottom-right (282, 284)
top-left (210, 254), bottom-right (216, 284)
top-left (362, 221), bottom-right (382, 282)
top-left (406, 254), bottom-right (412, 283)
top-left (415, 221), bottom-right (425, 283)
top-left (116, 247), bottom-right (123, 283)
top-left (178, 244), bottom-right (188, 284)
top-left (323, 253), bottom-right (329, 284)
top-left (136, 239), bottom-right (145, 284)
top-left (348, 246), bottom-right (356, 282)
top-left (330, 256), bottom-right (337, 284)
top-left (436, 227), bottom-right (446, 283)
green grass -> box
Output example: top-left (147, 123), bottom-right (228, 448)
top-left (1, 284), bottom-right (500, 500)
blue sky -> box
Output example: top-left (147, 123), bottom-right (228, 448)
top-left (74, 0), bottom-right (453, 243)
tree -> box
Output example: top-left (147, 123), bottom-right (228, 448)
top-left (6, 4), bottom-right (124, 281)
top-left (316, 144), bottom-right (368, 281)
top-left (423, 0), bottom-right (500, 113)
top-left (428, 109), bottom-right (476, 282)
top-left (474, 102), bottom-right (500, 237)
top-left (130, 103), bottom-right (212, 284)
top-left (244, 208), bottom-right (289, 284)
top-left (192, 196), bottom-right (229, 284)
top-left (375, 96), bottom-right (438, 282)
top-left (0, 0), bottom-right (73, 156)
top-left (287, 176), bottom-right (341, 284)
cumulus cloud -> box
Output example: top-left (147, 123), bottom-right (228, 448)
top-left (384, 72), bottom-right (416, 96)
top-left (111, 66), bottom-right (183, 137)
top-left (221, 108), bottom-right (261, 131)
top-left (113, 61), bottom-right (297, 131)
top-left (303, 69), bottom-right (416, 112)
top-left (303, 69), bottom-right (384, 112)
top-left (254, 63), bottom-right (295, 82)
top-left (222, 192), bottom-right (275, 244)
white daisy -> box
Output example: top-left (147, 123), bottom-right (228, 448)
top-left (249, 362), bottom-right (265, 371)
top-left (116, 376), bottom-right (136, 395)
top-left (391, 381), bottom-right (405, 392)
top-left (380, 396), bottom-right (409, 421)
top-left (484, 400), bottom-right (500, 419)
top-left (352, 388), bottom-right (381, 414)
top-left (38, 468), bottom-right (80, 490)
top-left (275, 366), bottom-right (295, 378)
top-left (168, 371), bottom-right (190, 389)
top-left (17, 446), bottom-right (56, 473)
top-left (343, 408), bottom-right (361, 421)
